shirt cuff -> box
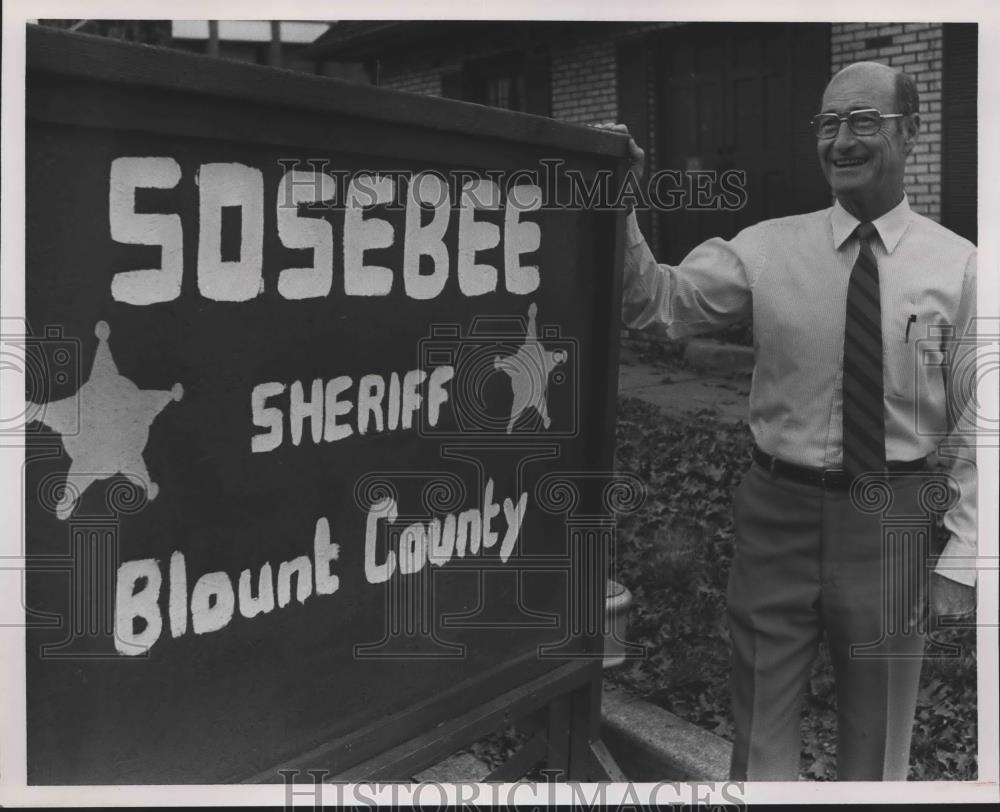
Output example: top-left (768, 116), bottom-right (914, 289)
top-left (934, 534), bottom-right (978, 587)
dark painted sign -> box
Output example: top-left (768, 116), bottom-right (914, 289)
top-left (24, 26), bottom-right (627, 783)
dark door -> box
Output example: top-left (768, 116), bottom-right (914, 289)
top-left (941, 23), bottom-right (977, 244)
top-left (653, 23), bottom-right (831, 262)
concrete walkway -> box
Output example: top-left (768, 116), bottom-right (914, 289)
top-left (617, 343), bottom-right (750, 424)
top-left (414, 681), bottom-right (733, 783)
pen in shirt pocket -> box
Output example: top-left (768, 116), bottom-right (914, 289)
top-left (905, 314), bottom-right (917, 343)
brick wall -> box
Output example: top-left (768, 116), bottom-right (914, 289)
top-left (378, 22), bottom-right (675, 129)
top-left (377, 59), bottom-right (461, 96)
top-left (831, 22), bottom-right (943, 221)
top-left (550, 38), bottom-right (618, 124)
top-left (380, 66), bottom-right (442, 96)
top-left (549, 23), bottom-right (675, 125)
top-left (380, 68), bottom-right (441, 96)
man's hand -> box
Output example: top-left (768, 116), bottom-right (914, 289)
top-left (930, 572), bottom-right (975, 624)
top-left (593, 122), bottom-right (646, 181)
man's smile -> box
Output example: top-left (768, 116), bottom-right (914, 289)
top-left (831, 157), bottom-right (868, 168)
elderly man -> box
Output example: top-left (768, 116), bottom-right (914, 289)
top-left (615, 61), bottom-right (977, 780)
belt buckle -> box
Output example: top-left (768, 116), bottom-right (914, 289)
top-left (822, 468), bottom-right (846, 489)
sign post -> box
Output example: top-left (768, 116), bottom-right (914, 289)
top-left (23, 25), bottom-right (633, 784)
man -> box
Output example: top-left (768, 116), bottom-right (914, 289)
top-left (614, 61), bottom-right (977, 780)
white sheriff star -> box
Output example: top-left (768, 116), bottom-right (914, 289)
top-left (28, 321), bottom-right (183, 519)
top-left (493, 302), bottom-right (567, 434)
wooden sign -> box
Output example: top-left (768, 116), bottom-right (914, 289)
top-left (24, 26), bottom-right (628, 784)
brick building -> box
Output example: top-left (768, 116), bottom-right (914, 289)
top-left (306, 21), bottom-right (978, 261)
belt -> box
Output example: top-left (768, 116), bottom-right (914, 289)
top-left (752, 445), bottom-right (928, 490)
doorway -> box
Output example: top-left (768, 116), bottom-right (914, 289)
top-left (651, 23), bottom-right (831, 262)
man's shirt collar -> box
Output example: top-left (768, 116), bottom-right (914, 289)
top-left (831, 195), bottom-right (912, 253)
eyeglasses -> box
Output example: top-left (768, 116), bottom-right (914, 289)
top-left (810, 108), bottom-right (907, 139)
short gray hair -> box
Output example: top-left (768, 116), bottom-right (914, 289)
top-left (895, 70), bottom-right (919, 116)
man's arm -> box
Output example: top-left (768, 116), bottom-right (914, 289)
top-left (931, 251), bottom-right (977, 617)
top-left (621, 210), bottom-right (754, 336)
top-left (598, 124), bottom-right (755, 336)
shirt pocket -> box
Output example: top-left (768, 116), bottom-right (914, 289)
top-left (884, 302), bottom-right (947, 404)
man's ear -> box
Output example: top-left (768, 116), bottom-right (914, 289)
top-left (903, 112), bottom-right (920, 155)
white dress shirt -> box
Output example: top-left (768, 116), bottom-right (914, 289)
top-left (622, 195), bottom-right (978, 586)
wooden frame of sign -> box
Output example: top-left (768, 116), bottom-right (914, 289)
top-left (24, 25), bottom-right (630, 784)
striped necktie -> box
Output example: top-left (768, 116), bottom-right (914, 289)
top-left (842, 221), bottom-right (886, 479)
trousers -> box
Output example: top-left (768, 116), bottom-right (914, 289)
top-left (726, 462), bottom-right (934, 780)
